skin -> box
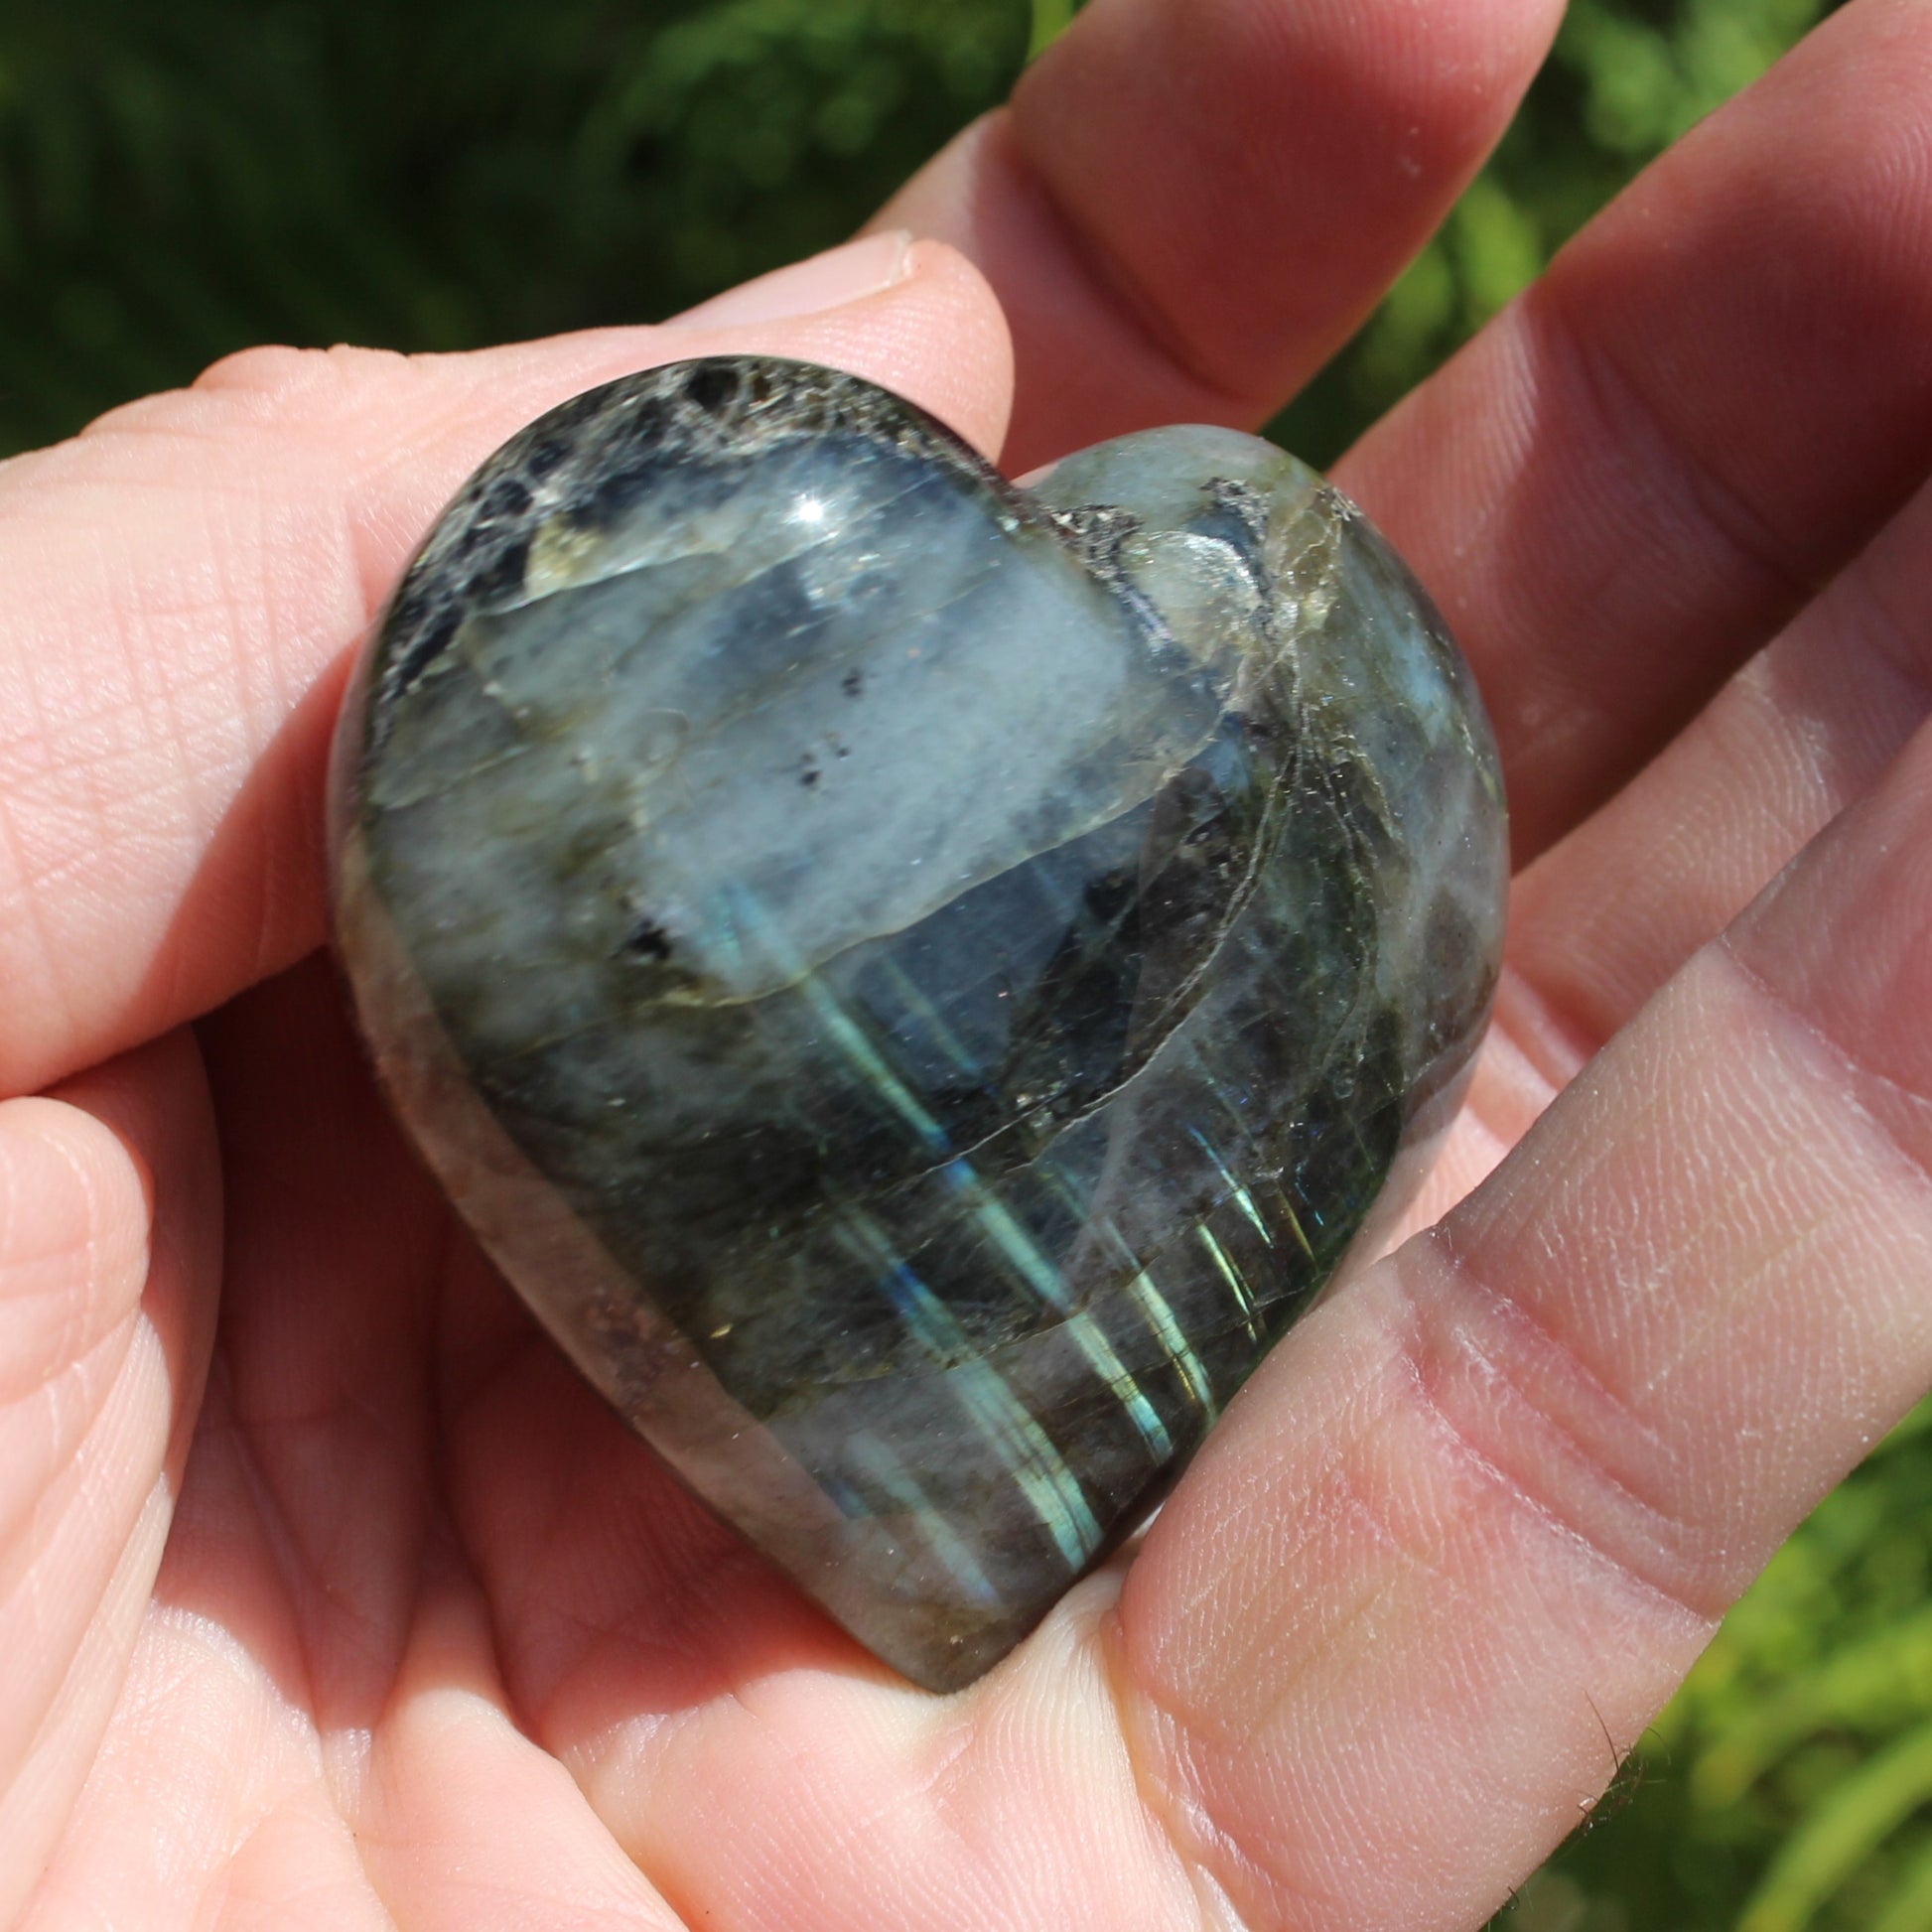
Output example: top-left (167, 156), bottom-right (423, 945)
top-left (4, 0), bottom-right (1932, 1924)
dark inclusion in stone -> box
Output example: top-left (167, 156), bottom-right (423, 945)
top-left (330, 355), bottom-right (1508, 1692)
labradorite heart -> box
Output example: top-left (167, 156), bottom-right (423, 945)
top-left (330, 356), bottom-right (1506, 1691)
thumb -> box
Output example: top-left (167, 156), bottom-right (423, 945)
top-left (0, 235), bottom-right (1013, 1100)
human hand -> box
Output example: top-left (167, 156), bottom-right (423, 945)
top-left (6, 1), bottom-right (1932, 1926)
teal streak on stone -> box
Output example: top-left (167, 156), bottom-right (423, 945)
top-left (329, 356), bottom-right (1508, 1691)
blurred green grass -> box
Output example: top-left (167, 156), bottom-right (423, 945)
top-left (6, 4), bottom-right (1923, 1927)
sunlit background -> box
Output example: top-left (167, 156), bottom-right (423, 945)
top-left (6, 3), bottom-right (1921, 1927)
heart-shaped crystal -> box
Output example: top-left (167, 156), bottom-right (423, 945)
top-left (330, 356), bottom-right (1506, 1691)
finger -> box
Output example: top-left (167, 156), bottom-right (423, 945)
top-left (24, 960), bottom-right (669, 1929)
top-left (556, 1574), bottom-right (1201, 1932)
top-left (1107, 714), bottom-right (1932, 1930)
top-left (24, 961), bottom-right (435, 1927)
top-left (1396, 448), bottom-right (1932, 1237)
top-left (354, 1557), bottom-right (686, 1932)
top-left (1338, 0), bottom-right (1932, 863)
top-left (31, 1525), bottom-right (688, 1932)
top-left (876, 0), bottom-right (1562, 472)
top-left (0, 1033), bottom-right (219, 1930)
top-left (0, 240), bottom-right (1011, 1100)
top-left (1502, 456), bottom-right (1932, 1082)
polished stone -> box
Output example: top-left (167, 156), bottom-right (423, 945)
top-left (330, 356), bottom-right (1507, 1691)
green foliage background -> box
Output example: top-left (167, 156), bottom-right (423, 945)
top-left (3, 2), bottom-right (1922, 1927)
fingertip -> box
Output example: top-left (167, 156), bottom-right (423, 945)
top-left (0, 1031), bottom-right (224, 1414)
top-left (0, 1095), bottom-right (153, 1385)
top-left (885, 0), bottom-right (1563, 466)
top-left (686, 236), bottom-right (1017, 464)
top-left (0, 1035), bottom-right (218, 1919)
top-left (28, 1033), bottom-right (222, 1440)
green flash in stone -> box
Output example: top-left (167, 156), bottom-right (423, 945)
top-left (328, 355), bottom-right (1508, 1692)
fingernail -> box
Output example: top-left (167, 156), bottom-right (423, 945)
top-left (668, 230), bottom-right (913, 330)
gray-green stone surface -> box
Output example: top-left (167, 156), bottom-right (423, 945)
top-left (330, 355), bottom-right (1507, 1692)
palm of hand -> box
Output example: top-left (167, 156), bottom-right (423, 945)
top-left (10, 2), bottom-right (1932, 1927)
